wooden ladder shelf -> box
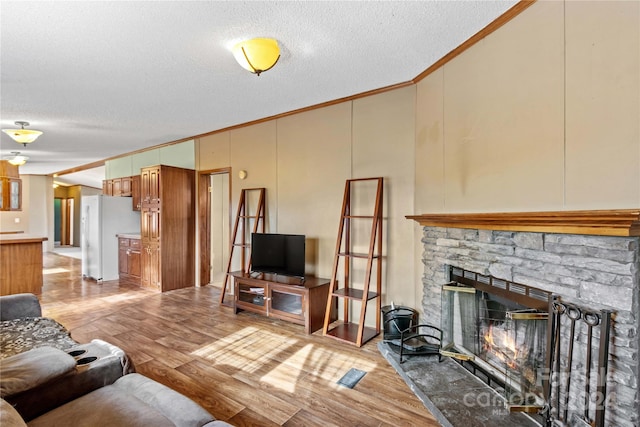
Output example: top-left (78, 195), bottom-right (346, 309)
top-left (323, 177), bottom-right (383, 347)
top-left (220, 187), bottom-right (266, 304)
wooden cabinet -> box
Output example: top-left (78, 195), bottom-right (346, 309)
top-left (140, 207), bottom-right (160, 243)
top-left (112, 178), bottom-right (122, 196)
top-left (118, 237), bottom-right (141, 284)
top-left (0, 178), bottom-right (21, 211)
top-left (120, 177), bottom-right (132, 197)
top-left (102, 176), bottom-right (134, 197)
top-left (141, 166), bottom-right (161, 205)
top-left (103, 179), bottom-right (113, 196)
top-left (0, 161), bottom-right (22, 211)
top-left (141, 243), bottom-right (161, 289)
top-left (1, 236), bottom-right (47, 295)
top-left (231, 271), bottom-right (336, 334)
top-left (139, 165), bottom-right (194, 292)
top-left (131, 175), bottom-right (141, 211)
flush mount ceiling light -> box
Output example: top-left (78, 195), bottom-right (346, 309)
top-left (232, 38), bottom-right (280, 76)
top-left (4, 152), bottom-right (29, 166)
top-left (2, 121), bottom-right (43, 146)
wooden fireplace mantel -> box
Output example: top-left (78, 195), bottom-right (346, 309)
top-left (406, 209), bottom-right (640, 237)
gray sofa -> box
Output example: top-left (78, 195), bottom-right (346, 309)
top-left (0, 293), bottom-right (78, 358)
top-left (0, 294), bottom-right (233, 426)
top-left (1, 373), bottom-right (231, 427)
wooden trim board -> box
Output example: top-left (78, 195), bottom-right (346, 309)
top-left (406, 209), bottom-right (640, 237)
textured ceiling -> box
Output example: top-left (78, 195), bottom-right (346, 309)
top-left (0, 1), bottom-right (517, 187)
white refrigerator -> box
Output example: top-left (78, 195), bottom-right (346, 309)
top-left (81, 195), bottom-right (140, 281)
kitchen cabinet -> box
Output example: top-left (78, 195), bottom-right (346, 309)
top-left (103, 179), bottom-right (113, 196)
top-left (141, 243), bottom-right (160, 289)
top-left (140, 207), bottom-right (160, 243)
top-left (0, 161), bottom-right (21, 211)
top-left (120, 177), bottom-right (132, 196)
top-left (112, 178), bottom-right (122, 196)
top-left (131, 175), bottom-right (141, 211)
top-left (139, 165), bottom-right (194, 292)
top-left (118, 237), bottom-right (141, 284)
top-left (141, 166), bottom-right (161, 205)
top-left (102, 176), bottom-right (133, 197)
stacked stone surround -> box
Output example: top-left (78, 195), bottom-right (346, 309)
top-left (420, 226), bottom-right (639, 427)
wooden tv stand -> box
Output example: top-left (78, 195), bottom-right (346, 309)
top-left (230, 271), bottom-right (336, 334)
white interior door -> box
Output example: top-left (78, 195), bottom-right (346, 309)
top-left (209, 173), bottom-right (229, 286)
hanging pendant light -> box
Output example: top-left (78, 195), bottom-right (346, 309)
top-left (3, 151), bottom-right (29, 166)
top-left (232, 38), bottom-right (280, 76)
top-left (2, 121), bottom-right (43, 146)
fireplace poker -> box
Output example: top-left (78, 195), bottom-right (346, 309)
top-left (563, 304), bottom-right (582, 422)
top-left (583, 311), bottom-right (600, 421)
top-left (551, 300), bottom-right (566, 421)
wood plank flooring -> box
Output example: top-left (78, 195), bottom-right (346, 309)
top-left (40, 253), bottom-right (438, 426)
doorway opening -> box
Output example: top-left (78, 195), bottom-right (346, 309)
top-left (54, 197), bottom-right (74, 246)
top-left (198, 168), bottom-right (230, 287)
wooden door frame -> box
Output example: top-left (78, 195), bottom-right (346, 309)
top-left (198, 168), bottom-right (231, 286)
top-left (57, 197), bottom-right (74, 246)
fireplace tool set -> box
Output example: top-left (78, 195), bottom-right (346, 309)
top-left (544, 297), bottom-right (612, 427)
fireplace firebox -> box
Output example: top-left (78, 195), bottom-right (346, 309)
top-left (441, 266), bottom-right (551, 418)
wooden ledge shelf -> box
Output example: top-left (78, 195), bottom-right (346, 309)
top-left (406, 209), bottom-right (640, 237)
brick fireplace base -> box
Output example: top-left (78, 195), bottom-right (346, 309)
top-left (378, 342), bottom-right (540, 427)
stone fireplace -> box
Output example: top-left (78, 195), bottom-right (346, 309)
top-left (408, 210), bottom-right (640, 427)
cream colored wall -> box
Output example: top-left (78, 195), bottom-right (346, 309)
top-left (415, 0), bottom-right (640, 214)
top-left (0, 175), bottom-right (55, 250)
top-left (352, 87), bottom-right (416, 310)
top-left (276, 103), bottom-right (352, 278)
top-left (230, 122), bottom-right (278, 235)
top-left (198, 132), bottom-right (230, 170)
top-left (564, 1), bottom-right (640, 208)
top-left (198, 90), bottom-right (418, 314)
top-left (28, 176), bottom-right (55, 252)
top-left (201, 122), bottom-right (278, 275)
top-left (443, 0), bottom-right (565, 212)
top-left (0, 206), bottom-right (27, 233)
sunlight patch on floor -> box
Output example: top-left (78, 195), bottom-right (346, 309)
top-left (43, 267), bottom-right (70, 275)
top-left (260, 343), bottom-right (314, 393)
top-left (307, 346), bottom-right (378, 386)
top-left (191, 326), bottom-right (298, 373)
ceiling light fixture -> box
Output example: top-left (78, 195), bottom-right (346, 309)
top-left (232, 38), bottom-right (280, 76)
top-left (2, 121), bottom-right (43, 146)
top-left (4, 152), bottom-right (29, 166)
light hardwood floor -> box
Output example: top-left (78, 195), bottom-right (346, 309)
top-left (40, 253), bottom-right (438, 426)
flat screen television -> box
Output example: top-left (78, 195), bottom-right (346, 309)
top-left (250, 233), bottom-right (305, 279)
